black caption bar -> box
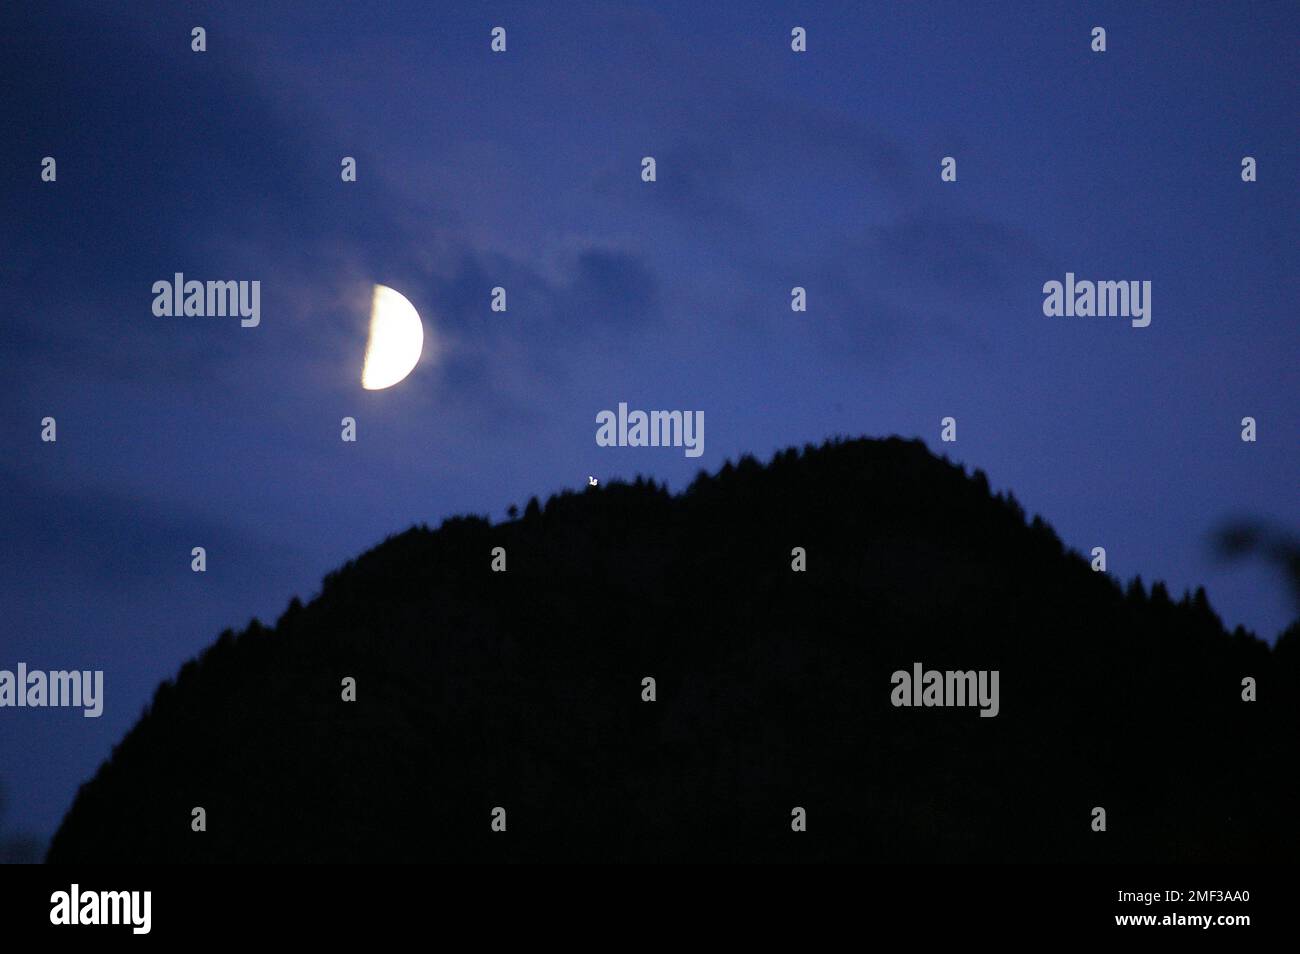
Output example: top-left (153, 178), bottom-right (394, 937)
top-left (0, 863), bottom-right (1281, 943)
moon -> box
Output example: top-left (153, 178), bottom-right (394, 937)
top-left (361, 284), bottom-right (424, 390)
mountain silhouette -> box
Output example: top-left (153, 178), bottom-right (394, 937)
top-left (46, 437), bottom-right (1299, 862)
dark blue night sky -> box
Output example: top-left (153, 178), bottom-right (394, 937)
top-left (2, 1), bottom-right (1296, 847)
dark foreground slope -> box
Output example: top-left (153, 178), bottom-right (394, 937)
top-left (48, 438), bottom-right (1299, 862)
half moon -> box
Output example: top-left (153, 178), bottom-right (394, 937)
top-left (361, 284), bottom-right (424, 390)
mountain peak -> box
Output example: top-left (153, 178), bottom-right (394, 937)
top-left (47, 436), bottom-right (1297, 862)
